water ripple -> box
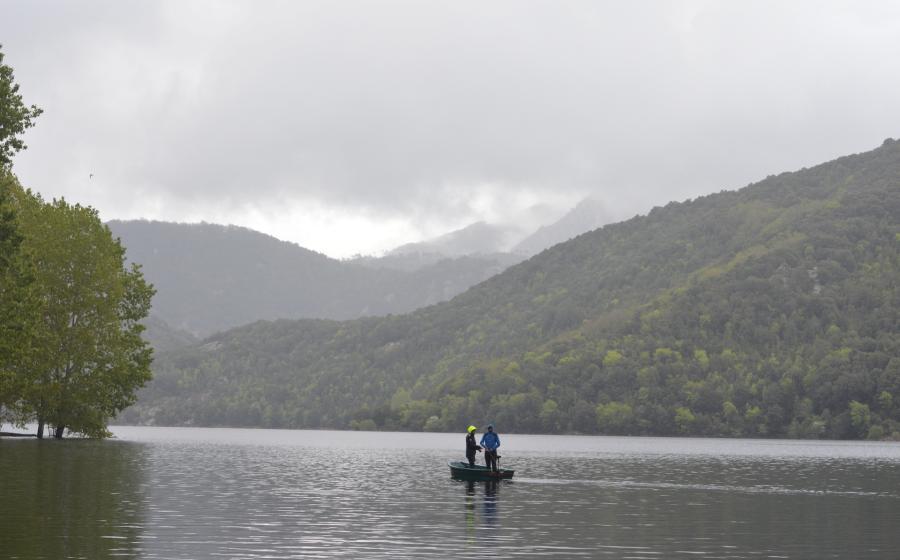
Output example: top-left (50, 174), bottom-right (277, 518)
top-left (3, 428), bottom-right (900, 559)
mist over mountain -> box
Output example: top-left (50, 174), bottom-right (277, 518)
top-left (123, 139), bottom-right (900, 440)
top-left (512, 198), bottom-right (616, 256)
top-left (350, 250), bottom-right (523, 274)
top-left (112, 196), bottom-right (609, 339)
top-left (385, 197), bottom-right (617, 262)
top-left (108, 220), bottom-right (522, 338)
top-left (388, 221), bottom-right (522, 257)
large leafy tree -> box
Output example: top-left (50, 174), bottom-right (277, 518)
top-left (16, 191), bottom-right (155, 438)
top-left (0, 172), bottom-right (35, 425)
top-left (0, 46), bottom-right (153, 438)
top-left (0, 44), bottom-right (40, 427)
top-left (0, 44), bottom-right (43, 170)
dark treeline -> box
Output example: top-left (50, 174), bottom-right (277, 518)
top-left (124, 139), bottom-right (900, 440)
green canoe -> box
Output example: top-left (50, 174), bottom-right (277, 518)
top-left (448, 461), bottom-right (515, 480)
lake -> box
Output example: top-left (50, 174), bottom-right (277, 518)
top-left (2, 427), bottom-right (900, 559)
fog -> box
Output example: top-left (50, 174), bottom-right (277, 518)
top-left (3, 0), bottom-right (900, 257)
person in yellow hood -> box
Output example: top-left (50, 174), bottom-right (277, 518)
top-left (465, 425), bottom-right (482, 467)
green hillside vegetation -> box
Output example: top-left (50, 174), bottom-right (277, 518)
top-left (141, 315), bottom-right (199, 353)
top-left (123, 139), bottom-right (900, 439)
top-left (109, 220), bottom-right (520, 337)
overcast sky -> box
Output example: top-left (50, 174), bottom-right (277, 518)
top-left (3, 1), bottom-right (900, 258)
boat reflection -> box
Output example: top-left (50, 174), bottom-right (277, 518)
top-left (483, 479), bottom-right (499, 526)
top-left (459, 477), bottom-right (504, 542)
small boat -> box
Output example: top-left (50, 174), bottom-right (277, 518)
top-left (448, 461), bottom-right (515, 480)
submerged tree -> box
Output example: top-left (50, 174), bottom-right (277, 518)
top-left (16, 190), bottom-right (155, 438)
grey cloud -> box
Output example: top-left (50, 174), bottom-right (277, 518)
top-left (3, 1), bottom-right (900, 255)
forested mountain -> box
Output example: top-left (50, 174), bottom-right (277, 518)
top-left (108, 221), bottom-right (520, 336)
top-left (122, 139), bottom-right (900, 440)
top-left (140, 316), bottom-right (199, 353)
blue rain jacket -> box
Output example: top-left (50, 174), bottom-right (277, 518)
top-left (480, 431), bottom-right (500, 451)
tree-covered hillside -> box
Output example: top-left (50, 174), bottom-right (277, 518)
top-left (123, 139), bottom-right (900, 439)
top-left (109, 220), bottom-right (520, 336)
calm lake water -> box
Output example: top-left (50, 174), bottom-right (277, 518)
top-left (2, 427), bottom-right (900, 559)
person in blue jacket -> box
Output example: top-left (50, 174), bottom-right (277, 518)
top-left (480, 424), bottom-right (500, 472)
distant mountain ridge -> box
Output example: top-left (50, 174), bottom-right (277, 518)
top-left (108, 220), bottom-right (521, 337)
top-left (388, 221), bottom-right (520, 257)
top-left (387, 198), bottom-right (616, 260)
top-left (124, 138), bottom-right (900, 440)
top-left (512, 198), bottom-right (614, 256)
top-left (112, 197), bottom-right (610, 339)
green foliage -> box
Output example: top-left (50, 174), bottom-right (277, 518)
top-left (674, 407), bottom-right (696, 433)
top-left (596, 401), bottom-right (634, 434)
top-left (0, 44), bottom-right (41, 421)
top-left (0, 173), bottom-right (37, 423)
top-left (125, 139), bottom-right (900, 440)
top-left (0, 46), bottom-right (43, 170)
top-left (849, 401), bottom-right (872, 438)
top-left (602, 350), bottom-right (624, 367)
top-left (0, 50), bottom-right (153, 438)
top-left (10, 189), bottom-right (155, 437)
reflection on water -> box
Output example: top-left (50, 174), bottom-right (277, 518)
top-left (0, 438), bottom-right (147, 559)
top-left (460, 478), bottom-right (503, 543)
top-left (483, 479), bottom-right (499, 527)
top-left (2, 427), bottom-right (900, 559)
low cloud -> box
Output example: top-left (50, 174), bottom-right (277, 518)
top-left (4, 1), bottom-right (900, 256)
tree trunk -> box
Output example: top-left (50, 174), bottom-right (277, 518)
top-left (54, 425), bottom-right (65, 439)
top-left (36, 420), bottom-right (44, 439)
